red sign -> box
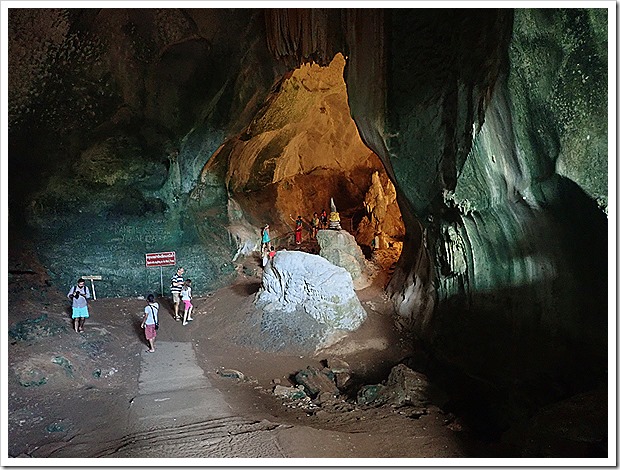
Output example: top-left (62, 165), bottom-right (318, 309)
top-left (145, 251), bottom-right (176, 267)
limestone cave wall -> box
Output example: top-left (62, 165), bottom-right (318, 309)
top-left (9, 8), bottom-right (284, 295)
top-left (345, 8), bottom-right (608, 412)
top-left (202, 52), bottom-right (386, 243)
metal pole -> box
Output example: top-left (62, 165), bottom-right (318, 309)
top-left (90, 279), bottom-right (97, 301)
top-left (160, 266), bottom-right (164, 297)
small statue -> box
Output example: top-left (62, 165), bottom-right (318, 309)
top-left (328, 197), bottom-right (341, 230)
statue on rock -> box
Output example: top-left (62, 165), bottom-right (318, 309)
top-left (328, 197), bottom-right (342, 230)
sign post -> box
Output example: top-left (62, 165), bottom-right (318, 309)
top-left (82, 275), bottom-right (102, 300)
top-left (145, 251), bottom-right (177, 296)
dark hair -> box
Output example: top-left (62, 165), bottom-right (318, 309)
top-left (78, 278), bottom-right (85, 283)
top-left (147, 294), bottom-right (155, 302)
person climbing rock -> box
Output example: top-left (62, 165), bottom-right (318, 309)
top-left (261, 224), bottom-right (271, 255)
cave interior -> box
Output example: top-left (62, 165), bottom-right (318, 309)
top-left (7, 7), bottom-right (609, 454)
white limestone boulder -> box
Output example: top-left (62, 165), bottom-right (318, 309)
top-left (255, 250), bottom-right (366, 331)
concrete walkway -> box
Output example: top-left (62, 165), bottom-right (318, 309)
top-left (96, 341), bottom-right (287, 458)
top-left (132, 341), bottom-right (234, 424)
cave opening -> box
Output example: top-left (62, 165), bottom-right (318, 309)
top-left (204, 52), bottom-right (405, 267)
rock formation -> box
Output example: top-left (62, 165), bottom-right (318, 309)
top-left (203, 52), bottom-right (385, 236)
top-left (345, 9), bottom-right (608, 415)
top-left (316, 229), bottom-right (371, 290)
top-left (255, 250), bottom-right (366, 332)
top-left (357, 171), bottom-right (405, 250)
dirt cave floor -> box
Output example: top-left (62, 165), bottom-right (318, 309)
top-left (7, 253), bottom-right (496, 460)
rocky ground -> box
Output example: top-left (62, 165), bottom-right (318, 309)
top-left (6, 239), bottom-right (608, 461)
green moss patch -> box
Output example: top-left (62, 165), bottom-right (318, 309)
top-left (9, 314), bottom-right (67, 342)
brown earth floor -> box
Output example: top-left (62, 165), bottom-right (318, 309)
top-left (6, 245), bottom-right (500, 461)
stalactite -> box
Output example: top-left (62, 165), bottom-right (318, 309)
top-left (264, 8), bottom-right (342, 67)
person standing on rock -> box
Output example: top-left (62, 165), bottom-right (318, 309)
top-left (320, 209), bottom-right (328, 230)
top-left (290, 215), bottom-right (304, 245)
top-left (67, 278), bottom-right (91, 333)
top-left (311, 212), bottom-right (320, 239)
top-left (141, 294), bottom-right (159, 353)
top-left (170, 266), bottom-right (184, 321)
top-left (261, 224), bottom-right (271, 255)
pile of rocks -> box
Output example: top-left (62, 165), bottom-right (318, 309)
top-left (270, 358), bottom-right (351, 411)
top-left (356, 364), bottom-right (439, 418)
top-left (271, 360), bottom-right (440, 419)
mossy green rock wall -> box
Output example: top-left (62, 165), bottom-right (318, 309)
top-left (434, 10), bottom-right (608, 386)
top-left (509, 9), bottom-right (607, 211)
top-left (442, 11), bottom-right (603, 403)
top-left (10, 9), bottom-right (280, 296)
top-left (347, 8), bottom-right (607, 410)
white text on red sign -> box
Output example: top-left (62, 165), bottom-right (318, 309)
top-left (145, 251), bottom-right (176, 267)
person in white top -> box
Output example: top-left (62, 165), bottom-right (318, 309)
top-left (141, 294), bottom-right (159, 353)
top-left (67, 278), bottom-right (91, 333)
top-left (181, 279), bottom-right (194, 326)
